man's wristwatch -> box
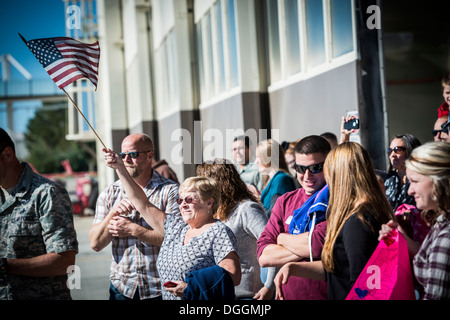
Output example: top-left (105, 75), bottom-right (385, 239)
top-left (0, 258), bottom-right (8, 275)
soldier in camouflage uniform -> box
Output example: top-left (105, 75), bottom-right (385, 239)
top-left (0, 128), bottom-right (78, 300)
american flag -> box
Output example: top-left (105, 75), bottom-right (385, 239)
top-left (25, 37), bottom-right (100, 89)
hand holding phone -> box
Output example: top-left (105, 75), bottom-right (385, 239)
top-left (343, 118), bottom-right (359, 130)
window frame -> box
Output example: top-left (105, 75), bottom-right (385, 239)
top-left (195, 0), bottom-right (241, 105)
top-left (267, 0), bottom-right (358, 91)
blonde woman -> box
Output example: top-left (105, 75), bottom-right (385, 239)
top-left (379, 142), bottom-right (450, 300)
top-left (274, 142), bottom-right (394, 300)
top-left (103, 149), bottom-right (241, 300)
top-left (255, 139), bottom-right (296, 215)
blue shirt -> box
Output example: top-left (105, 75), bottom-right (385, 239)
top-left (260, 171), bottom-right (296, 211)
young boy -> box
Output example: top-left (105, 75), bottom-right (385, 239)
top-left (438, 74), bottom-right (450, 117)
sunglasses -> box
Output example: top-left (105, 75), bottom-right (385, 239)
top-left (119, 150), bottom-right (152, 159)
top-left (294, 162), bottom-right (324, 174)
top-left (176, 196), bottom-right (199, 205)
top-left (432, 130), bottom-right (442, 137)
top-left (387, 146), bottom-right (406, 154)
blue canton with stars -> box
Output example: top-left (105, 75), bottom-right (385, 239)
top-left (27, 39), bottom-right (63, 68)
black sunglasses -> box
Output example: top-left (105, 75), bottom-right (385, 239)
top-left (176, 196), bottom-right (198, 205)
top-left (387, 146), bottom-right (406, 154)
top-left (294, 162), bottom-right (324, 174)
top-left (119, 150), bottom-right (152, 159)
top-left (432, 129), bottom-right (442, 137)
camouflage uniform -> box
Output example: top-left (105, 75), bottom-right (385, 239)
top-left (0, 163), bottom-right (78, 300)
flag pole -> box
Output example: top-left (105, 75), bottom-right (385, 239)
top-left (62, 88), bottom-right (107, 149)
top-left (19, 33), bottom-right (107, 150)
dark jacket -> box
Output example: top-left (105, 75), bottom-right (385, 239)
top-left (183, 265), bottom-right (235, 300)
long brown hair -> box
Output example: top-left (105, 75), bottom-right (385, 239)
top-left (196, 158), bottom-right (259, 221)
top-left (321, 142), bottom-right (394, 273)
top-left (257, 139), bottom-right (292, 188)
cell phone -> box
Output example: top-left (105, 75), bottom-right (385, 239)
top-left (163, 281), bottom-right (177, 288)
top-left (344, 118), bottom-right (359, 130)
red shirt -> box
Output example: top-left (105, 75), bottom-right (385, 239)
top-left (257, 188), bottom-right (328, 300)
top-left (438, 102), bottom-right (449, 118)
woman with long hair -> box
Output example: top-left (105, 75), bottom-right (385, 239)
top-left (379, 142), bottom-right (450, 300)
top-left (197, 159), bottom-right (276, 300)
top-left (274, 142), bottom-right (394, 300)
top-left (255, 139), bottom-right (296, 215)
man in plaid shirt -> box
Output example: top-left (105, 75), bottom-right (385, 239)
top-left (89, 133), bottom-right (179, 300)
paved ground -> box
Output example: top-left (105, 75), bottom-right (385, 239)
top-left (70, 215), bottom-right (111, 300)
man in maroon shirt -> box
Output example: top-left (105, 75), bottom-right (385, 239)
top-left (257, 135), bottom-right (330, 300)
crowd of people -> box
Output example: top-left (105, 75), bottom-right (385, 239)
top-left (0, 75), bottom-right (449, 301)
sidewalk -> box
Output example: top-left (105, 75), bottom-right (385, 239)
top-left (70, 215), bottom-right (111, 300)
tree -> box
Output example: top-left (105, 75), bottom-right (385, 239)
top-left (24, 101), bottom-right (95, 173)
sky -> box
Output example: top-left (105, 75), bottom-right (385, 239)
top-left (0, 0), bottom-right (67, 133)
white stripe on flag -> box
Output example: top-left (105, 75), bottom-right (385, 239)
top-left (46, 61), bottom-right (98, 80)
top-left (61, 51), bottom-right (99, 64)
top-left (55, 70), bottom-right (98, 88)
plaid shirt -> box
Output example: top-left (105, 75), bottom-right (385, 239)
top-left (413, 213), bottom-right (450, 300)
top-left (94, 170), bottom-right (179, 299)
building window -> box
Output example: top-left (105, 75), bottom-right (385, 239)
top-left (226, 0), bottom-right (239, 88)
top-left (154, 29), bottom-right (179, 114)
top-left (305, 0), bottom-right (326, 69)
top-left (265, 0), bottom-right (356, 86)
top-left (214, 1), bottom-right (226, 93)
top-left (167, 31), bottom-right (178, 107)
top-left (266, 0), bottom-right (281, 83)
top-left (330, 0), bottom-right (354, 58)
top-left (196, 0), bottom-right (240, 103)
top-left (196, 21), bottom-right (205, 101)
top-left (196, 13), bottom-right (215, 101)
top-left (284, 0), bottom-right (301, 75)
top-left (205, 12), bottom-right (215, 98)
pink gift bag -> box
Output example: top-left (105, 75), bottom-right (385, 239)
top-left (395, 204), bottom-right (430, 244)
top-left (346, 229), bottom-right (416, 300)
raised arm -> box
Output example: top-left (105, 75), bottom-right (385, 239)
top-left (103, 148), bottom-right (166, 236)
top-left (339, 115), bottom-right (358, 144)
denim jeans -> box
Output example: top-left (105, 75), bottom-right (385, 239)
top-left (109, 283), bottom-right (140, 300)
top-left (108, 283), bottom-right (162, 300)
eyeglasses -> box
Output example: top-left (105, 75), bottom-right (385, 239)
top-left (176, 196), bottom-right (199, 205)
top-left (432, 130), bottom-right (442, 137)
top-left (294, 162), bottom-right (324, 174)
top-left (387, 146), bottom-right (406, 154)
top-left (119, 150), bottom-right (152, 159)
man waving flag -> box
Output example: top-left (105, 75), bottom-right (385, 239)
top-left (20, 34), bottom-right (100, 89)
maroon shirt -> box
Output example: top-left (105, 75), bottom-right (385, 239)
top-left (257, 188), bottom-right (328, 300)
